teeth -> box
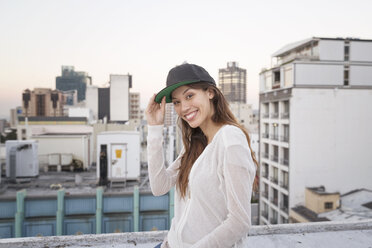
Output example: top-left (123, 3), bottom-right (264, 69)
top-left (185, 111), bottom-right (197, 121)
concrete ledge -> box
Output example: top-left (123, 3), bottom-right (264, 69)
top-left (247, 219), bottom-right (372, 236)
top-left (0, 231), bottom-right (167, 248)
top-left (1, 220), bottom-right (371, 248)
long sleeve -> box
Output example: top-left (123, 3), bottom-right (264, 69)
top-left (147, 125), bottom-right (182, 196)
top-left (191, 143), bottom-right (256, 248)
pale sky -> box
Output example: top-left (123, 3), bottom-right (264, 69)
top-left (1, 0), bottom-right (371, 119)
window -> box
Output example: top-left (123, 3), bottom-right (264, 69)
top-left (344, 65), bottom-right (349, 86)
top-left (325, 202), bottom-right (333, 209)
top-left (344, 41), bottom-right (350, 61)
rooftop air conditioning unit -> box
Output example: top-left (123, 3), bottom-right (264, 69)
top-left (5, 140), bottom-right (39, 178)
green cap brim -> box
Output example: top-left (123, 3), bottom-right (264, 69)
top-left (155, 80), bottom-right (200, 103)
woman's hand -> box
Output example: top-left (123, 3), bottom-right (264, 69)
top-left (145, 94), bottom-right (166, 125)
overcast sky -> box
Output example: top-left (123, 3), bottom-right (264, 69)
top-left (1, 0), bottom-right (371, 119)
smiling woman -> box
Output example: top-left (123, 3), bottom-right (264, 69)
top-left (145, 63), bottom-right (258, 248)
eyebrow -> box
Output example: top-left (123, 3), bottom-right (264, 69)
top-left (172, 88), bottom-right (192, 101)
top-left (183, 88), bottom-right (191, 95)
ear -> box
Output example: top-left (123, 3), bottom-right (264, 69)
top-left (207, 88), bottom-right (215, 100)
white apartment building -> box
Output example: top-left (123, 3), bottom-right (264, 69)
top-left (258, 37), bottom-right (372, 225)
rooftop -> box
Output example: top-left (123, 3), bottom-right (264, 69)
top-left (1, 220), bottom-right (371, 248)
top-left (0, 167), bottom-right (150, 199)
top-left (319, 189), bottom-right (372, 221)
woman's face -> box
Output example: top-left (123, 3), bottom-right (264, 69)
top-left (171, 85), bottom-right (214, 129)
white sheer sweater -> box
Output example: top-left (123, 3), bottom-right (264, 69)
top-left (147, 124), bottom-right (256, 248)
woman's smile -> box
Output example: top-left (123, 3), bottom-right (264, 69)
top-left (184, 110), bottom-right (198, 122)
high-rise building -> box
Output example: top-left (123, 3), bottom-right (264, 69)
top-left (0, 119), bottom-right (7, 134)
top-left (22, 88), bottom-right (64, 117)
top-left (164, 104), bottom-right (177, 127)
top-left (129, 92), bottom-right (143, 120)
top-left (56, 66), bottom-right (92, 102)
top-left (218, 62), bottom-right (247, 103)
top-left (110, 74), bottom-right (130, 122)
top-left (258, 37), bottom-right (372, 225)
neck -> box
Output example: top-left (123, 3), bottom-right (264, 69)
top-left (200, 120), bottom-right (223, 144)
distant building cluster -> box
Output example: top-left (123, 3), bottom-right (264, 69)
top-left (15, 66), bottom-right (139, 124)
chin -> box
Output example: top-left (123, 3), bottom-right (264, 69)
top-left (184, 119), bottom-right (200, 129)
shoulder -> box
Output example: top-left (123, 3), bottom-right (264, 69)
top-left (220, 125), bottom-right (248, 148)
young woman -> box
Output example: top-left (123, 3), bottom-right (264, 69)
top-left (145, 63), bottom-right (258, 248)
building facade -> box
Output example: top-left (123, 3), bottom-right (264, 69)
top-left (22, 88), bottom-right (64, 117)
top-left (56, 66), bottom-right (92, 102)
top-left (258, 37), bottom-right (372, 225)
top-left (218, 62), bottom-right (247, 103)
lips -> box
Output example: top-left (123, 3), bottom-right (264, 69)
top-left (184, 110), bottom-right (198, 121)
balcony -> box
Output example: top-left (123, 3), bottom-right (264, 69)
top-left (262, 113), bottom-right (269, 118)
top-left (280, 203), bottom-right (289, 213)
top-left (272, 81), bottom-right (280, 89)
top-left (270, 197), bottom-right (278, 205)
top-left (270, 176), bottom-right (278, 184)
top-left (261, 211), bottom-right (269, 219)
top-left (270, 134), bottom-right (279, 141)
top-left (262, 171), bottom-right (269, 179)
top-left (270, 113), bottom-right (279, 119)
top-left (262, 133), bottom-right (269, 139)
top-left (280, 135), bottom-right (289, 142)
top-left (280, 158), bottom-right (289, 166)
top-left (281, 112), bottom-right (289, 119)
top-left (263, 152), bottom-right (269, 159)
top-left (271, 155), bottom-right (279, 162)
top-left (281, 218), bottom-right (289, 224)
top-left (270, 217), bottom-right (278, 224)
top-left (262, 191), bottom-right (268, 199)
top-left (279, 181), bottom-right (289, 190)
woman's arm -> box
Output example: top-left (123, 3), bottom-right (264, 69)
top-left (147, 125), bottom-right (181, 196)
top-left (191, 143), bottom-right (256, 248)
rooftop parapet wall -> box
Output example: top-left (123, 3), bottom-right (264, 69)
top-left (1, 220), bottom-right (372, 248)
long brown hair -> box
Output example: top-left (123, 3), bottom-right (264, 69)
top-left (176, 82), bottom-right (259, 198)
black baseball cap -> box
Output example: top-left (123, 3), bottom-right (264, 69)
top-left (155, 63), bottom-right (216, 103)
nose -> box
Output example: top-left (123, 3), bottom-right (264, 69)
top-left (180, 101), bottom-right (191, 115)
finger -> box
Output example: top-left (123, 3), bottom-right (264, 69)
top-left (146, 94), bottom-right (157, 112)
top-left (161, 96), bottom-right (166, 113)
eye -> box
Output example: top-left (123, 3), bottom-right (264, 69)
top-left (186, 94), bottom-right (193, 100)
top-left (172, 101), bottom-right (180, 106)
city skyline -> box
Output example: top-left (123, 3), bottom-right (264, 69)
top-left (1, 0), bottom-right (372, 119)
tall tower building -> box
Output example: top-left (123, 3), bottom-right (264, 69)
top-left (56, 66), bottom-right (92, 102)
top-left (258, 37), bottom-right (372, 225)
top-left (218, 62), bottom-right (247, 103)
